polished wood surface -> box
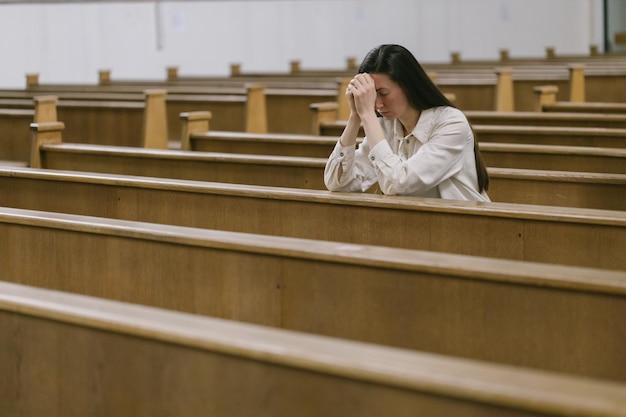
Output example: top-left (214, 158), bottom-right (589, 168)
top-left (185, 130), bottom-right (626, 174)
top-left (1, 167), bottom-right (624, 271)
top-left (3, 281), bottom-right (626, 417)
top-left (33, 140), bottom-right (626, 211)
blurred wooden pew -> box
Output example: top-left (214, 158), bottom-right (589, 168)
top-left (0, 95), bottom-right (60, 163)
top-left (3, 280), bottom-right (625, 417)
top-left (315, 116), bottom-right (626, 148)
top-left (181, 119), bottom-right (626, 175)
top-left (465, 110), bottom-right (626, 129)
top-left (13, 72), bottom-right (347, 134)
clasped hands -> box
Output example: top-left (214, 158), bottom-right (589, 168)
top-left (345, 73), bottom-right (378, 120)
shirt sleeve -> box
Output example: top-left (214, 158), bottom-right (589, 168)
top-left (368, 110), bottom-right (470, 195)
top-left (323, 137), bottom-right (378, 192)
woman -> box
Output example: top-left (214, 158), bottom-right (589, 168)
top-left (324, 44), bottom-right (490, 202)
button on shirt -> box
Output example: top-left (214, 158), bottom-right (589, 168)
top-left (324, 106), bottom-right (490, 202)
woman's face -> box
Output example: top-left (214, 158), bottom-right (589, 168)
top-left (370, 73), bottom-right (411, 120)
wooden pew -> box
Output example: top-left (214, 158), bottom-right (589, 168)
top-left (2, 206), bottom-right (626, 382)
top-left (0, 109), bottom-right (33, 164)
top-left (480, 143), bottom-right (626, 174)
top-left (425, 46), bottom-right (626, 68)
top-left (312, 90), bottom-right (626, 137)
top-left (0, 96), bottom-right (60, 164)
top-left (16, 73), bottom-right (345, 135)
top-left (474, 125), bottom-right (626, 148)
top-left (4, 281), bottom-right (626, 417)
top-left (0, 92), bottom-right (168, 150)
top-left (1, 166), bottom-right (625, 272)
top-left (543, 102), bottom-right (626, 114)
top-left (313, 102), bottom-right (626, 148)
top-left (532, 84), bottom-right (626, 114)
top-left (28, 122), bottom-right (626, 211)
top-left (465, 110), bottom-right (626, 129)
top-left (0, 89), bottom-right (233, 144)
top-left (182, 125), bottom-right (626, 175)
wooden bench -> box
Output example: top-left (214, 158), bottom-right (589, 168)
top-left (531, 84), bottom-right (626, 114)
top-left (0, 89), bottom-right (252, 142)
top-left (2, 206), bottom-right (626, 381)
top-left (28, 122), bottom-right (626, 211)
top-left (424, 46), bottom-right (626, 67)
top-left (317, 120), bottom-right (626, 148)
top-left (4, 280), bottom-right (625, 416)
top-left (0, 92), bottom-right (168, 151)
top-left (432, 64), bottom-right (626, 111)
top-left (465, 110), bottom-right (626, 129)
top-left (0, 109), bottom-right (34, 163)
top-left (1, 166), bottom-right (624, 272)
top-left (0, 95), bottom-right (61, 163)
top-left (543, 102), bottom-right (626, 114)
top-left (17, 73), bottom-right (347, 135)
top-left (181, 121), bottom-right (626, 174)
top-left (480, 143), bottom-right (626, 174)
top-left (473, 125), bottom-right (626, 148)
top-left (175, 55), bottom-right (626, 108)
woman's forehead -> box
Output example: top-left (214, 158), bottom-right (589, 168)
top-left (370, 73), bottom-right (396, 89)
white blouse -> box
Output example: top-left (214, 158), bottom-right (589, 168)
top-left (324, 106), bottom-right (491, 202)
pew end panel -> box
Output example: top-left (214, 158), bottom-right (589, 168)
top-left (494, 67), bottom-right (514, 111)
top-left (142, 89), bottom-right (169, 149)
top-left (180, 111), bottom-right (212, 151)
top-left (309, 101), bottom-right (338, 135)
top-left (98, 69), bottom-right (111, 86)
top-left (29, 122), bottom-right (64, 168)
top-left (0, 109), bottom-right (35, 164)
top-left (533, 85), bottom-right (559, 112)
top-left (245, 83), bottom-right (268, 133)
top-left (33, 95), bottom-right (58, 123)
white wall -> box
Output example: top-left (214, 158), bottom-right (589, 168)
top-left (0, 0), bottom-right (605, 88)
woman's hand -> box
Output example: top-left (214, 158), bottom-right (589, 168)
top-left (348, 73), bottom-right (377, 119)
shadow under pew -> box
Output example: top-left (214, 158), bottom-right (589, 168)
top-left (3, 280), bottom-right (626, 417)
top-left (1, 206), bottom-right (626, 383)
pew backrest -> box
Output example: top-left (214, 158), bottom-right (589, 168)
top-left (3, 280), bottom-right (626, 416)
top-left (2, 206), bottom-right (626, 381)
top-left (2, 166), bottom-right (625, 271)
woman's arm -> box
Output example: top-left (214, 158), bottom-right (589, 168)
top-left (370, 110), bottom-right (470, 195)
top-left (324, 78), bottom-right (378, 192)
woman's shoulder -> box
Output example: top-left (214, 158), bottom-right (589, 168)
top-left (427, 105), bottom-right (467, 121)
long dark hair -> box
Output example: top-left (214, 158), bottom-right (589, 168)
top-left (359, 44), bottom-right (489, 193)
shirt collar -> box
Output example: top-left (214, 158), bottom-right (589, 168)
top-left (393, 107), bottom-right (435, 145)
